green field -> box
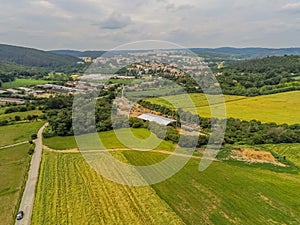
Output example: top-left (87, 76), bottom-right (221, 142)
top-left (123, 151), bottom-right (300, 224)
top-left (0, 143), bottom-right (31, 225)
top-left (1, 78), bottom-right (48, 89)
top-left (264, 143), bottom-right (300, 167)
top-left (43, 128), bottom-right (175, 151)
top-left (146, 91), bottom-right (300, 124)
top-left (32, 147), bottom-right (300, 224)
top-left (32, 151), bottom-right (184, 225)
top-left (0, 122), bottom-right (44, 147)
top-left (0, 110), bottom-right (43, 121)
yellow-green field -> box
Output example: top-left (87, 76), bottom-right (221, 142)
top-left (0, 143), bottom-right (31, 225)
top-left (146, 91), bottom-right (300, 124)
top-left (264, 143), bottom-right (300, 167)
top-left (32, 151), bottom-right (184, 225)
top-left (32, 147), bottom-right (300, 224)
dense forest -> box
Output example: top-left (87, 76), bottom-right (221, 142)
top-left (215, 55), bottom-right (300, 96)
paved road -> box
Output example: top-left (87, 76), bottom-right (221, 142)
top-left (15, 123), bottom-right (48, 225)
top-left (0, 141), bottom-right (29, 150)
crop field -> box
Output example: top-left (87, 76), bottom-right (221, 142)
top-left (0, 121), bottom-right (44, 147)
top-left (31, 151), bottom-right (184, 225)
top-left (43, 128), bottom-right (175, 151)
top-left (264, 143), bottom-right (300, 167)
top-left (0, 143), bottom-right (31, 225)
top-left (1, 78), bottom-right (48, 89)
top-left (146, 91), bottom-right (300, 124)
top-left (0, 110), bottom-right (43, 121)
top-left (123, 151), bottom-right (300, 224)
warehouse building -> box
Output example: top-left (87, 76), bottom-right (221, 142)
top-left (138, 113), bottom-right (177, 126)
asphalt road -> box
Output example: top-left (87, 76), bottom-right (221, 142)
top-left (15, 123), bottom-right (48, 225)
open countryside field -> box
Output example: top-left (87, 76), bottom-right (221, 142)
top-left (0, 121), bottom-right (44, 147)
top-left (32, 151), bottom-right (184, 225)
top-left (0, 110), bottom-right (42, 121)
top-left (146, 91), bottom-right (300, 124)
top-left (1, 78), bottom-right (48, 89)
top-left (43, 128), bottom-right (175, 151)
top-left (123, 151), bottom-right (300, 224)
top-left (0, 143), bottom-right (31, 225)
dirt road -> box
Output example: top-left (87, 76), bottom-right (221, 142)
top-left (15, 123), bottom-right (48, 225)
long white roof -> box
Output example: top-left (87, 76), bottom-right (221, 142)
top-left (138, 113), bottom-right (176, 126)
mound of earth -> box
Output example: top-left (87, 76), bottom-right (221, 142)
top-left (231, 148), bottom-right (285, 167)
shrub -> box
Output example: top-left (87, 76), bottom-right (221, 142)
top-left (28, 146), bottom-right (35, 155)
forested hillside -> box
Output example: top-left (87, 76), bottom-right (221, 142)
top-left (216, 55), bottom-right (300, 96)
top-left (50, 50), bottom-right (105, 59)
top-left (0, 61), bottom-right (47, 82)
top-left (0, 44), bottom-right (81, 70)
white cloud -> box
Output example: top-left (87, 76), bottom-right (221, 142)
top-left (100, 12), bottom-right (132, 30)
top-left (282, 2), bottom-right (300, 12)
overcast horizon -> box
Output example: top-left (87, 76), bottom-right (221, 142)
top-left (1, 0), bottom-right (300, 51)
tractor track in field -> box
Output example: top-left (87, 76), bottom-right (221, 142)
top-left (43, 145), bottom-right (218, 161)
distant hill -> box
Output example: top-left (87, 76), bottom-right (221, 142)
top-left (0, 44), bottom-right (81, 70)
top-left (50, 47), bottom-right (300, 61)
top-left (49, 50), bottom-right (106, 59)
top-left (191, 47), bottom-right (300, 60)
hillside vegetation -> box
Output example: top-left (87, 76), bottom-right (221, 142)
top-left (0, 44), bottom-right (80, 69)
top-left (216, 55), bottom-right (300, 96)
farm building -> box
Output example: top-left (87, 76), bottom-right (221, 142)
top-left (138, 113), bottom-right (177, 126)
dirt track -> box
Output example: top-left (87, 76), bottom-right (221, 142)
top-left (43, 145), bottom-right (215, 160)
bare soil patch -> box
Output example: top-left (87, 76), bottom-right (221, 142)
top-left (231, 148), bottom-right (285, 167)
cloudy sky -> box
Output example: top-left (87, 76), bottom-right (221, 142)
top-left (0, 0), bottom-right (299, 50)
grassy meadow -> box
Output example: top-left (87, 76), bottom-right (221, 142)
top-left (146, 91), bottom-right (300, 124)
top-left (0, 121), bottom-right (44, 147)
top-left (0, 143), bottom-right (31, 225)
top-left (32, 151), bottom-right (184, 225)
top-left (1, 78), bottom-right (48, 89)
top-left (43, 128), bottom-right (175, 151)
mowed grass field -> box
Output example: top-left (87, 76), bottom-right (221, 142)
top-left (0, 143), bottom-right (31, 225)
top-left (123, 151), bottom-right (300, 224)
top-left (1, 78), bottom-right (48, 89)
top-left (0, 122), bottom-right (44, 147)
top-left (43, 128), bottom-right (175, 151)
top-left (32, 151), bottom-right (184, 225)
top-left (146, 91), bottom-right (300, 124)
